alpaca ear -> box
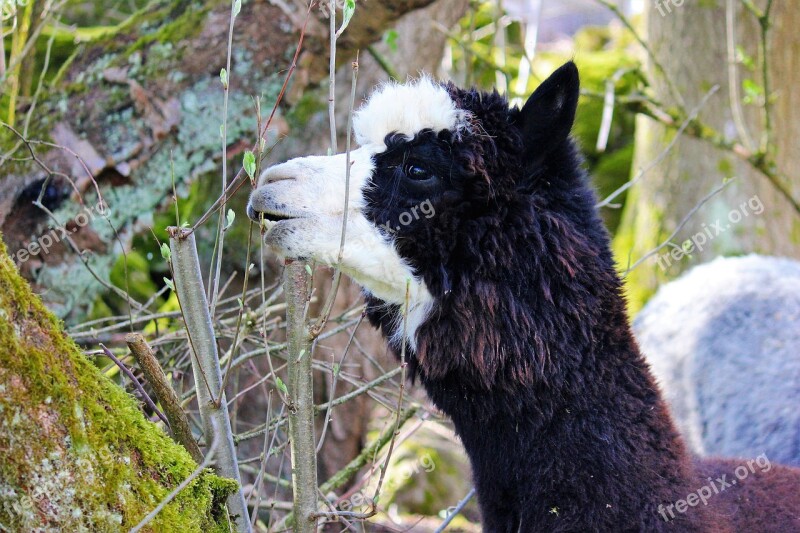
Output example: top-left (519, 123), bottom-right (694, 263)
top-left (515, 61), bottom-right (580, 165)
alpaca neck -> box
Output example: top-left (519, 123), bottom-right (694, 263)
top-left (364, 180), bottom-right (706, 529)
top-left (418, 300), bottom-right (703, 531)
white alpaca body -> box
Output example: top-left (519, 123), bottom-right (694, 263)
top-left (634, 255), bottom-right (800, 466)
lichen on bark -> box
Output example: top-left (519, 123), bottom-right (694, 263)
top-left (0, 235), bottom-right (236, 531)
top-left (2, 0), bottom-right (437, 322)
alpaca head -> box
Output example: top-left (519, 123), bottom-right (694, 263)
top-left (247, 62), bottom-right (581, 353)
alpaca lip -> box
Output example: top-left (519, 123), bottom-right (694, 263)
top-left (260, 211), bottom-right (298, 222)
top-left (246, 204), bottom-right (300, 223)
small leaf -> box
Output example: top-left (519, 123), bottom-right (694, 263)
top-left (163, 277), bottom-right (175, 291)
top-left (237, 297), bottom-right (243, 308)
top-left (304, 264), bottom-right (313, 275)
top-left (232, 0), bottom-right (241, 18)
top-left (742, 78), bottom-right (764, 105)
top-left (259, 137), bottom-right (266, 153)
top-left (225, 208), bottom-right (236, 230)
top-left (339, 0), bottom-right (356, 34)
top-left (160, 243), bottom-right (171, 261)
top-left (248, 263), bottom-right (255, 272)
top-left (383, 29), bottom-right (398, 53)
top-left (243, 150), bottom-right (256, 179)
top-left (220, 124), bottom-right (225, 138)
top-left (275, 376), bottom-right (288, 394)
top-left (735, 45), bottom-right (755, 71)
top-left (181, 221), bottom-right (191, 228)
top-left (220, 68), bottom-right (228, 89)
top-left (333, 363), bottom-right (340, 376)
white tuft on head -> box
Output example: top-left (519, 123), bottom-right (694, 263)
top-left (353, 76), bottom-right (470, 146)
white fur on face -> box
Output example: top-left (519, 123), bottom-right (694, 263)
top-left (249, 145), bottom-right (433, 350)
top-left (352, 76), bottom-right (470, 146)
top-left (247, 78), bottom-right (467, 352)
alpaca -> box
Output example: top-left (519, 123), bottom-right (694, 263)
top-left (247, 63), bottom-right (800, 531)
top-left (634, 254), bottom-right (800, 467)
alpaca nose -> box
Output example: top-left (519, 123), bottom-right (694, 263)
top-left (246, 203), bottom-right (259, 222)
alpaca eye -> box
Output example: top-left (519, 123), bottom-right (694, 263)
top-left (407, 165), bottom-right (432, 181)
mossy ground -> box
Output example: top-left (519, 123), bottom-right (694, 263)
top-left (0, 236), bottom-right (236, 531)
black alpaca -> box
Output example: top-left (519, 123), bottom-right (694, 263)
top-left (248, 62), bottom-right (800, 532)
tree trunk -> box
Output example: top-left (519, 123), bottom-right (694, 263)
top-left (615, 0), bottom-right (800, 310)
top-left (0, 235), bottom-right (236, 531)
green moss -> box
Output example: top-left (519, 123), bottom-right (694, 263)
top-left (125, 2), bottom-right (218, 57)
top-left (286, 88), bottom-right (328, 131)
top-left (0, 236), bottom-right (233, 531)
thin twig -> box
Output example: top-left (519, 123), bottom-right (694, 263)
top-left (597, 86), bottom-right (720, 209)
top-left (310, 55), bottom-right (360, 337)
top-left (98, 344), bottom-right (169, 427)
top-left (316, 313), bottom-right (364, 453)
top-left (725, 0), bottom-right (755, 152)
top-left (366, 45), bottom-right (399, 81)
top-left (209, 0), bottom-right (241, 315)
top-left (315, 366), bottom-right (402, 412)
top-left (434, 488), bottom-right (476, 533)
top-left (370, 280), bottom-right (411, 505)
top-left (328, 0), bottom-right (338, 154)
top-left (217, 222), bottom-right (256, 406)
top-left (623, 179), bottom-right (735, 274)
top-left (594, 0), bottom-right (685, 108)
top-left (759, 0), bottom-right (775, 153)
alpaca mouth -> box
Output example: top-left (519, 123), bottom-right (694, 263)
top-left (246, 205), bottom-right (300, 224)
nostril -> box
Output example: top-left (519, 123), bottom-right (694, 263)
top-left (261, 168), bottom-right (297, 184)
top-left (246, 204), bottom-right (259, 221)
top-left (266, 175), bottom-right (295, 184)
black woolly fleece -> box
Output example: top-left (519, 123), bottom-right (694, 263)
top-left (362, 63), bottom-right (800, 532)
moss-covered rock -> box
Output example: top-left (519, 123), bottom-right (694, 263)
top-left (0, 235), bottom-right (235, 531)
